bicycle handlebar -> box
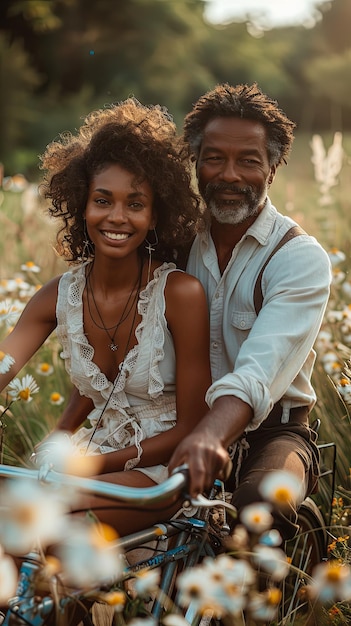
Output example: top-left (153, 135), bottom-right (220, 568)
top-left (0, 462), bottom-right (189, 504)
top-left (0, 461), bottom-right (237, 513)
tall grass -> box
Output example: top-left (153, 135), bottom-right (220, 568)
top-left (1, 132), bottom-right (351, 495)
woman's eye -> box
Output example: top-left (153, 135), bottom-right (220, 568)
top-left (129, 202), bottom-right (143, 209)
top-left (94, 197), bottom-right (109, 205)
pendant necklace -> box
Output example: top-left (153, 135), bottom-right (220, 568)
top-left (86, 261), bottom-right (143, 351)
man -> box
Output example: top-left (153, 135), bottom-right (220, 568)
top-left (169, 83), bottom-right (331, 539)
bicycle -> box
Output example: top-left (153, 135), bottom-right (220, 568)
top-left (0, 433), bottom-right (335, 626)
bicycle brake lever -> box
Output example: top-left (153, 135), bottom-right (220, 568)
top-left (190, 493), bottom-right (237, 516)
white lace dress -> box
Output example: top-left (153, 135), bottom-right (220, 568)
top-left (55, 261), bottom-right (179, 484)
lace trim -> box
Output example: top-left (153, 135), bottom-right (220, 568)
top-left (57, 261), bottom-right (177, 402)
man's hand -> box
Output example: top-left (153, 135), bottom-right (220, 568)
top-left (168, 395), bottom-right (253, 497)
top-left (168, 431), bottom-right (230, 498)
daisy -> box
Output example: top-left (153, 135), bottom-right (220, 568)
top-left (57, 520), bottom-right (124, 588)
top-left (240, 502), bottom-right (273, 534)
top-left (49, 392), bottom-right (65, 406)
top-left (0, 351), bottom-right (15, 374)
top-left (0, 477), bottom-right (71, 554)
top-left (7, 374), bottom-right (39, 402)
top-left (253, 545), bottom-right (289, 581)
top-left (259, 470), bottom-right (303, 510)
top-left (328, 248), bottom-right (346, 267)
top-left (309, 560), bottom-right (351, 603)
top-left (20, 261), bottom-right (41, 273)
top-left (36, 362), bottom-right (54, 376)
top-left (133, 568), bottom-right (160, 597)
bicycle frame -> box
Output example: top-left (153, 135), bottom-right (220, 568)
top-left (0, 463), bottom-right (233, 626)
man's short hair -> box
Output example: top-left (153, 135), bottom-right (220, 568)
top-left (184, 83), bottom-right (296, 167)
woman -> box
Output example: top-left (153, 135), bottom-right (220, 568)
top-left (0, 98), bottom-right (211, 535)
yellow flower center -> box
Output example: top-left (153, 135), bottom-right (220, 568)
top-left (50, 392), bottom-right (61, 402)
top-left (19, 388), bottom-right (31, 401)
top-left (15, 503), bottom-right (37, 525)
top-left (267, 588), bottom-right (282, 605)
top-left (326, 564), bottom-right (343, 582)
top-left (40, 363), bottom-right (51, 373)
top-left (105, 591), bottom-right (126, 606)
top-left (189, 584), bottom-right (201, 598)
top-left (274, 487), bottom-right (292, 503)
top-left (91, 522), bottom-right (119, 547)
top-left (0, 351), bottom-right (5, 361)
top-left (25, 261), bottom-right (35, 268)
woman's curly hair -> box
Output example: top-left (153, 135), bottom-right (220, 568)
top-left (40, 97), bottom-right (201, 263)
top-left (184, 82), bottom-right (296, 167)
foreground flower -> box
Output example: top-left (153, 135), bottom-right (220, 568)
top-left (133, 568), bottom-right (160, 597)
top-left (7, 374), bottom-right (39, 402)
top-left (177, 554), bottom-right (255, 618)
top-left (248, 587), bottom-right (282, 622)
top-left (0, 477), bottom-right (71, 554)
top-left (308, 560), bottom-right (351, 603)
top-left (0, 351), bottom-right (15, 374)
top-left (253, 545), bottom-right (289, 581)
top-left (0, 545), bottom-right (18, 604)
top-left (259, 470), bottom-right (303, 510)
top-left (57, 520), bottom-right (123, 587)
top-left (240, 502), bottom-right (273, 534)
top-left (34, 430), bottom-right (103, 476)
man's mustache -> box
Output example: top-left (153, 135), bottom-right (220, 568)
top-left (205, 183), bottom-right (253, 195)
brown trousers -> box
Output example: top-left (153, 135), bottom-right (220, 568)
top-left (227, 405), bottom-right (320, 541)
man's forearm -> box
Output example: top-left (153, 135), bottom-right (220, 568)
top-left (196, 395), bottom-right (253, 448)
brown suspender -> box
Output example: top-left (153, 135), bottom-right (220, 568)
top-left (253, 225), bottom-right (306, 315)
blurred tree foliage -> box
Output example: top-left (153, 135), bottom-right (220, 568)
top-left (0, 0), bottom-right (351, 176)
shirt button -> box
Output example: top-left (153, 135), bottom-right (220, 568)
top-left (212, 342), bottom-right (219, 349)
top-left (215, 292), bottom-right (220, 299)
top-left (240, 321), bottom-right (245, 328)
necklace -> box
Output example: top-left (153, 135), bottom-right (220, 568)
top-left (85, 286), bottom-right (141, 454)
top-left (86, 261), bottom-right (143, 351)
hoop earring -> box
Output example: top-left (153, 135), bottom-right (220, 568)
top-left (145, 228), bottom-right (158, 282)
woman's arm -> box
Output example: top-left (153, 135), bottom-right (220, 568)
top-left (0, 277), bottom-right (59, 392)
top-left (98, 272), bottom-right (212, 474)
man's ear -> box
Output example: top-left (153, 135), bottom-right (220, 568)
top-left (268, 165), bottom-right (276, 186)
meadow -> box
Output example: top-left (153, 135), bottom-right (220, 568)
top-left (1, 131), bottom-right (351, 624)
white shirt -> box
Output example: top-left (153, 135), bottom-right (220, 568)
top-left (187, 198), bottom-right (332, 431)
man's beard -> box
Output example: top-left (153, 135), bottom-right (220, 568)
top-left (203, 182), bottom-right (261, 225)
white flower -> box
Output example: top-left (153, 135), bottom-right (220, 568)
top-left (248, 588), bottom-right (282, 622)
top-left (0, 351), bottom-right (15, 374)
top-left (36, 362), bottom-right (54, 376)
top-left (337, 379), bottom-right (351, 406)
top-left (240, 502), bottom-right (273, 534)
top-left (34, 430), bottom-right (103, 476)
top-left (57, 520), bottom-right (124, 588)
top-left (253, 545), bottom-right (289, 581)
top-left (328, 247), bottom-right (346, 267)
top-left (133, 568), bottom-right (160, 597)
top-left (259, 470), bottom-right (303, 510)
top-left (309, 560), bottom-right (351, 603)
top-left (0, 299), bottom-right (24, 327)
top-left (0, 478), bottom-right (71, 554)
top-left (20, 261), bottom-right (41, 273)
top-left (7, 374), bottom-right (39, 403)
top-left (0, 546), bottom-right (18, 604)
top-left (49, 391), bottom-right (65, 406)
